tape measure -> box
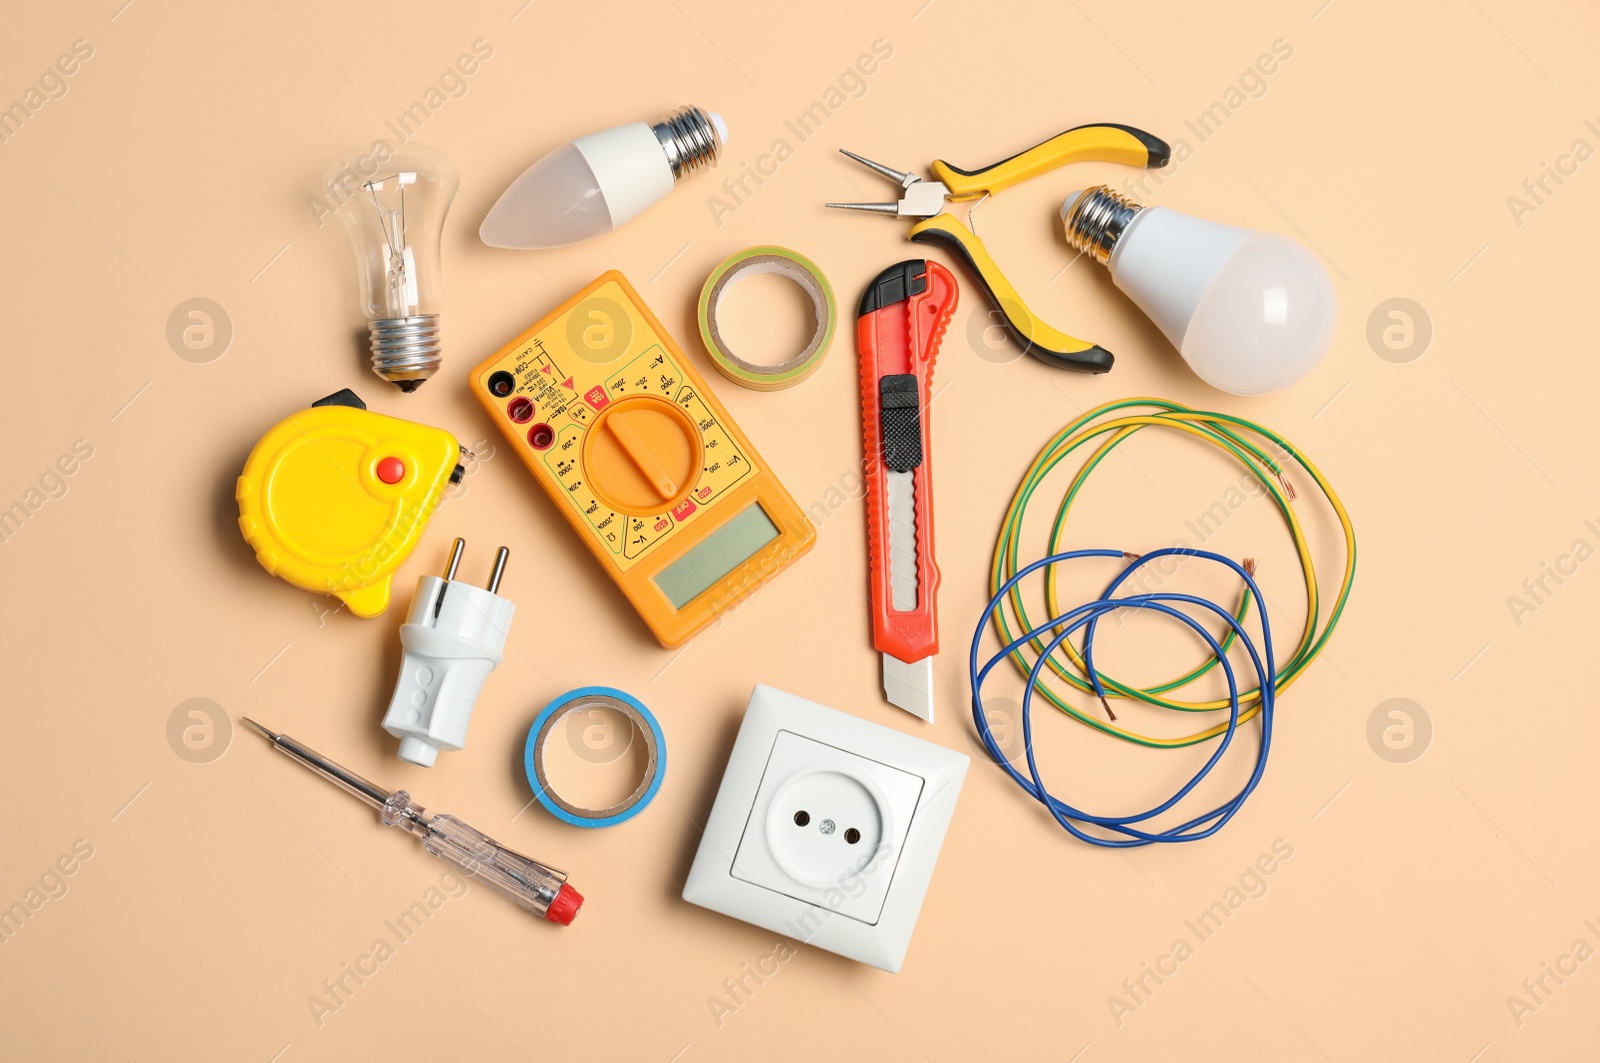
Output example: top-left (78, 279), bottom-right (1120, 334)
top-left (235, 388), bottom-right (464, 617)
top-left (471, 271), bottom-right (815, 647)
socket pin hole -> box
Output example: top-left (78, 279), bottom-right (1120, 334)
top-left (793, 810), bottom-right (810, 827)
top-left (844, 828), bottom-right (861, 845)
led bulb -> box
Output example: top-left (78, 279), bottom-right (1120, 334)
top-left (324, 144), bottom-right (459, 391)
top-left (1061, 186), bottom-right (1336, 396)
top-left (481, 106), bottom-right (727, 249)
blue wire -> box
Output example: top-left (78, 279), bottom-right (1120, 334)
top-left (968, 548), bottom-right (1277, 848)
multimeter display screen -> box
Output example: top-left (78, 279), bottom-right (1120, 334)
top-left (653, 503), bottom-right (780, 609)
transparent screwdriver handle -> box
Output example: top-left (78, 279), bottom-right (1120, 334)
top-left (383, 791), bottom-right (582, 924)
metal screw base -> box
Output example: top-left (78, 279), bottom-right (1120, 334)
top-left (368, 315), bottom-right (441, 392)
top-left (651, 106), bottom-right (722, 180)
top-left (1061, 185), bottom-right (1145, 265)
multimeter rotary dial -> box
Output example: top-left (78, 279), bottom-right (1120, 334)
top-left (580, 395), bottom-right (701, 516)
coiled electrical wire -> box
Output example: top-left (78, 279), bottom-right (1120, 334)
top-left (969, 399), bottom-right (1355, 846)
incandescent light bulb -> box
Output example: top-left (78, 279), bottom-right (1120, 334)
top-left (325, 144), bottom-right (459, 391)
top-left (1061, 186), bottom-right (1336, 396)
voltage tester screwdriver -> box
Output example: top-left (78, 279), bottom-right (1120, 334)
top-left (242, 719), bottom-right (582, 925)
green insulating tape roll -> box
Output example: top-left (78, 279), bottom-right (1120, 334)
top-left (697, 246), bottom-right (836, 391)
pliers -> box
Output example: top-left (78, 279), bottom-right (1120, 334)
top-left (828, 123), bottom-right (1169, 373)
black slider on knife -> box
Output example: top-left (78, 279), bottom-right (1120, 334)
top-left (879, 375), bottom-right (922, 472)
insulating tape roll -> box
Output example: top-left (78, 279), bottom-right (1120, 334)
top-left (697, 246), bottom-right (836, 391)
top-left (524, 687), bottom-right (666, 828)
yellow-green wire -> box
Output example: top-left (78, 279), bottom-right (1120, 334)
top-left (988, 398), bottom-right (1356, 750)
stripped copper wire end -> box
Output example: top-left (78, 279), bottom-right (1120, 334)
top-left (1098, 693), bottom-right (1118, 722)
top-left (1122, 551), bottom-right (1143, 563)
top-left (1277, 470), bottom-right (1297, 500)
top-left (1242, 557), bottom-right (1257, 578)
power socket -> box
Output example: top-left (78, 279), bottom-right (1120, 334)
top-left (730, 731), bottom-right (922, 925)
top-left (683, 685), bottom-right (968, 972)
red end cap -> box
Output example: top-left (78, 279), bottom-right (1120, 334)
top-left (375, 456), bottom-right (406, 484)
top-left (546, 883), bottom-right (582, 926)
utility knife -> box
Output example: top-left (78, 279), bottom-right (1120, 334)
top-left (858, 259), bottom-right (957, 721)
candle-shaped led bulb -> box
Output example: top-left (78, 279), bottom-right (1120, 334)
top-left (481, 106), bottom-right (727, 249)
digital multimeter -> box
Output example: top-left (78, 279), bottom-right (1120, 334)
top-left (471, 271), bottom-right (815, 647)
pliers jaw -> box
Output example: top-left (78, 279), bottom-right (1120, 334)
top-left (824, 123), bottom-right (1172, 374)
top-left (837, 149), bottom-right (919, 189)
top-left (825, 150), bottom-right (951, 218)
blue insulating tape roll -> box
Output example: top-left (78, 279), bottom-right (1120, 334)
top-left (524, 686), bottom-right (666, 828)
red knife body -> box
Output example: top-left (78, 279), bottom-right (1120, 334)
top-left (858, 259), bottom-right (957, 664)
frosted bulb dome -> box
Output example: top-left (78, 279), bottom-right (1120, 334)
top-left (480, 141), bottom-right (612, 249)
top-left (1177, 233), bottom-right (1337, 396)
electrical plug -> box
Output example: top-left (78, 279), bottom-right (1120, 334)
top-left (381, 538), bottom-right (515, 766)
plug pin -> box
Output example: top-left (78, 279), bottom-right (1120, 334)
top-left (444, 537), bottom-right (465, 581)
top-left (487, 546), bottom-right (509, 594)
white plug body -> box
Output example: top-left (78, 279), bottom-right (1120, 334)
top-left (381, 573), bottom-right (515, 766)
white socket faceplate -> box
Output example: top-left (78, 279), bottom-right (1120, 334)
top-left (683, 685), bottom-right (968, 972)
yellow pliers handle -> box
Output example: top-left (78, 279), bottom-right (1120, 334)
top-left (910, 123), bottom-right (1168, 372)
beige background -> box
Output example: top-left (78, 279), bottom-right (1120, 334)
top-left (1, 0), bottom-right (1596, 1059)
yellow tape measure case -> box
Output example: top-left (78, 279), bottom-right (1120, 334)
top-left (236, 389), bottom-right (463, 618)
top-left (471, 271), bottom-right (815, 647)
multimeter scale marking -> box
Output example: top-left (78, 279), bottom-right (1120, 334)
top-left (526, 347), bottom-right (752, 565)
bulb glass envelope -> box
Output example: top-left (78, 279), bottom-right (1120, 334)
top-left (324, 144), bottom-right (459, 322)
